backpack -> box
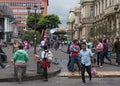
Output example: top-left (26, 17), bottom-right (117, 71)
top-left (44, 50), bottom-right (53, 62)
top-left (103, 43), bottom-right (108, 52)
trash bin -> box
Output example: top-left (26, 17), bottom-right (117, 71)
top-left (37, 61), bottom-right (43, 74)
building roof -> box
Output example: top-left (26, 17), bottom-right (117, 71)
top-left (0, 5), bottom-right (14, 18)
top-left (57, 27), bottom-right (67, 32)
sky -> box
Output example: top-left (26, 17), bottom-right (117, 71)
top-left (48, 0), bottom-right (80, 28)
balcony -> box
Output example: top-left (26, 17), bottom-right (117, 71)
top-left (82, 17), bottom-right (94, 24)
top-left (104, 5), bottom-right (119, 17)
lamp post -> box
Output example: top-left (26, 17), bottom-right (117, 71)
top-left (27, 4), bottom-right (44, 54)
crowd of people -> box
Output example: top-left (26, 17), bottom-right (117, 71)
top-left (65, 37), bottom-right (120, 85)
top-left (0, 37), bottom-right (120, 84)
top-left (12, 39), bottom-right (54, 82)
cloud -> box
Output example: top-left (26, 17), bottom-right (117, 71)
top-left (48, 0), bottom-right (80, 27)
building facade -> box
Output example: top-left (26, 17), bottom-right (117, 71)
top-left (0, 0), bottom-right (49, 30)
top-left (0, 5), bottom-right (16, 41)
top-left (67, 0), bottom-right (120, 40)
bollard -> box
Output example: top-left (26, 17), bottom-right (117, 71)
top-left (37, 61), bottom-right (43, 74)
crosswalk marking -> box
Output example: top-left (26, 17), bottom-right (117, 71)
top-left (57, 71), bottom-right (120, 77)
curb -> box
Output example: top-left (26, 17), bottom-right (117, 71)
top-left (0, 68), bottom-right (61, 82)
top-left (67, 74), bottom-right (120, 78)
top-left (58, 74), bottom-right (120, 78)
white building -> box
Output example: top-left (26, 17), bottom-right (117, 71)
top-left (0, 5), bottom-right (17, 42)
top-left (67, 0), bottom-right (120, 40)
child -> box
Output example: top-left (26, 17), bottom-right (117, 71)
top-left (91, 48), bottom-right (97, 65)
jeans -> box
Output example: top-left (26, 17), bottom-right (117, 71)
top-left (68, 56), bottom-right (81, 72)
top-left (43, 58), bottom-right (48, 80)
top-left (43, 68), bottom-right (48, 80)
top-left (97, 51), bottom-right (104, 66)
top-left (67, 55), bottom-right (71, 67)
top-left (116, 53), bottom-right (120, 65)
top-left (103, 52), bottom-right (111, 63)
top-left (81, 64), bottom-right (92, 83)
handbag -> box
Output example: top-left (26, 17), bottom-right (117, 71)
top-left (42, 58), bottom-right (51, 68)
top-left (91, 67), bottom-right (97, 75)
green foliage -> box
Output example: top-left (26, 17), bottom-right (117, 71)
top-left (89, 28), bottom-right (95, 37)
top-left (21, 31), bottom-right (41, 43)
top-left (26, 14), bottom-right (41, 30)
top-left (61, 36), bottom-right (67, 41)
top-left (53, 31), bottom-right (66, 35)
top-left (27, 14), bottom-right (61, 33)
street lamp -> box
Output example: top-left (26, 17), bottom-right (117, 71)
top-left (27, 4), bottom-right (44, 54)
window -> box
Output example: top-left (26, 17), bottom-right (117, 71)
top-left (90, 6), bottom-right (94, 18)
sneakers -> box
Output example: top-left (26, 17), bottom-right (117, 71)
top-left (4, 65), bottom-right (10, 68)
top-left (43, 79), bottom-right (48, 82)
top-left (99, 66), bottom-right (103, 68)
top-left (81, 83), bottom-right (86, 85)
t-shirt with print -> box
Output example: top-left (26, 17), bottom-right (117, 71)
top-left (70, 44), bottom-right (80, 57)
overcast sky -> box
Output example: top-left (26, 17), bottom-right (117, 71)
top-left (48, 0), bottom-right (80, 28)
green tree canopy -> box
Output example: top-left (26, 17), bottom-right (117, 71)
top-left (21, 30), bottom-right (41, 43)
top-left (27, 14), bottom-right (61, 33)
top-left (53, 31), bottom-right (66, 35)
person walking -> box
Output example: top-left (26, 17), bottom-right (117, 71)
top-left (13, 44), bottom-right (29, 76)
top-left (13, 40), bottom-right (19, 53)
top-left (69, 39), bottom-right (81, 73)
top-left (96, 39), bottom-right (104, 67)
top-left (113, 37), bottom-right (120, 66)
top-left (79, 42), bottom-right (94, 85)
top-left (103, 39), bottom-right (112, 64)
top-left (41, 45), bottom-right (53, 81)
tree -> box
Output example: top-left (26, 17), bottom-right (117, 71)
top-left (27, 14), bottom-right (61, 39)
top-left (53, 31), bottom-right (66, 35)
top-left (26, 14), bottom-right (41, 30)
top-left (21, 30), bottom-right (41, 43)
top-left (27, 14), bottom-right (61, 32)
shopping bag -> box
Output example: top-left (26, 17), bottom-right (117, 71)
top-left (91, 67), bottom-right (97, 75)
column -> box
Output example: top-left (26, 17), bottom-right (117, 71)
top-left (116, 14), bottom-right (119, 36)
top-left (95, 5), bottom-right (96, 16)
top-left (97, 2), bottom-right (99, 15)
top-left (4, 17), bottom-right (8, 41)
top-left (103, 0), bottom-right (106, 10)
top-left (67, 22), bottom-right (73, 40)
top-left (100, 0), bottom-right (102, 14)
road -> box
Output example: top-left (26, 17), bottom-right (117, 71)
top-left (0, 77), bottom-right (120, 86)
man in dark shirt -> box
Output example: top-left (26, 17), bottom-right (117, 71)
top-left (113, 37), bottom-right (120, 66)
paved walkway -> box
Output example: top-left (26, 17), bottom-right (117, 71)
top-left (0, 45), bottom-right (60, 82)
top-left (58, 71), bottom-right (120, 77)
top-left (56, 45), bottom-right (120, 78)
top-left (57, 62), bottom-right (120, 78)
top-left (0, 45), bottom-right (120, 82)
